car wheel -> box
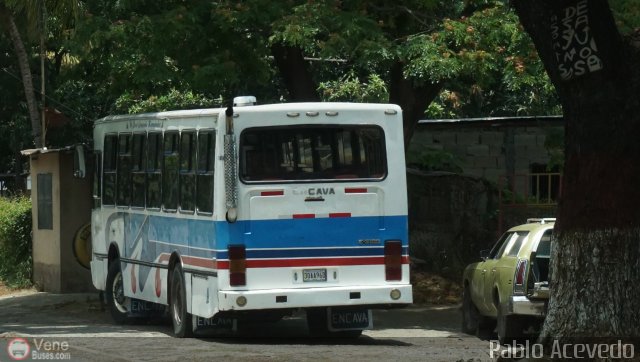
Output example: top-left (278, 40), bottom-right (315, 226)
top-left (477, 314), bottom-right (496, 339)
top-left (105, 258), bottom-right (129, 324)
top-left (170, 264), bottom-right (193, 338)
top-left (497, 303), bottom-right (522, 344)
top-left (461, 286), bottom-right (479, 334)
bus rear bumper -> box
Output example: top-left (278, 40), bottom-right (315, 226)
top-left (217, 284), bottom-right (413, 311)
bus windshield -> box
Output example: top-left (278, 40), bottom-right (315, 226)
top-left (240, 125), bottom-right (387, 182)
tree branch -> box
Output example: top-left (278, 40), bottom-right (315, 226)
top-left (388, 61), bottom-right (442, 150)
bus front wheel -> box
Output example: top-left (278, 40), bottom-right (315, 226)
top-left (170, 264), bottom-right (193, 337)
top-left (105, 258), bottom-right (129, 324)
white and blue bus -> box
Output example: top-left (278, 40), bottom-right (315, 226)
top-left (89, 98), bottom-right (412, 337)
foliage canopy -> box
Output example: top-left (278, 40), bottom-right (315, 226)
top-left (0, 0), bottom-right (562, 172)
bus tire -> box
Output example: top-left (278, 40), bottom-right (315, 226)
top-left (105, 258), bottom-right (129, 324)
top-left (170, 264), bottom-right (193, 338)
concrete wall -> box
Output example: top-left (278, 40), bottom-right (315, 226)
top-left (30, 150), bottom-right (93, 293)
top-left (31, 152), bottom-right (62, 292)
top-left (59, 154), bottom-right (93, 292)
top-left (407, 170), bottom-right (558, 276)
top-left (408, 119), bottom-right (563, 189)
top-left (407, 170), bottom-right (498, 276)
top-left (406, 119), bottom-right (563, 275)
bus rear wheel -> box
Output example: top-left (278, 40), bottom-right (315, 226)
top-left (170, 264), bottom-right (193, 338)
top-left (105, 258), bottom-right (129, 324)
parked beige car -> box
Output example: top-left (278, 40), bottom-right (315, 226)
top-left (461, 218), bottom-right (554, 343)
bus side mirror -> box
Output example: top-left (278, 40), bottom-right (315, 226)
top-left (73, 145), bottom-right (86, 178)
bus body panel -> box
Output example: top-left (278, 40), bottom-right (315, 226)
top-left (90, 102), bottom-right (412, 324)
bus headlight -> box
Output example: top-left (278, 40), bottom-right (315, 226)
top-left (236, 296), bottom-right (247, 307)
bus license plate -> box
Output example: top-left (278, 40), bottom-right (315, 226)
top-left (303, 269), bottom-right (327, 282)
top-left (328, 307), bottom-right (372, 331)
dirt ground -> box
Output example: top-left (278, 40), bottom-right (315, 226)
top-left (0, 273), bottom-right (494, 361)
top-left (410, 270), bottom-right (462, 305)
top-left (0, 281), bottom-right (13, 296)
top-left (0, 281), bottom-right (35, 297)
top-left (1, 290), bottom-right (490, 361)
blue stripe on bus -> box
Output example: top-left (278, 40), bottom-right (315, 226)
top-left (216, 215), bottom-right (408, 249)
top-left (122, 214), bottom-right (407, 262)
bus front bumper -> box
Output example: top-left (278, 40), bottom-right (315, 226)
top-left (217, 284), bottom-right (413, 311)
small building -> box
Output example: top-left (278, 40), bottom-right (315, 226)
top-left (21, 147), bottom-right (93, 293)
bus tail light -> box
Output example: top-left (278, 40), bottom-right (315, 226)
top-left (384, 240), bottom-right (403, 281)
top-left (229, 245), bottom-right (246, 286)
top-left (513, 259), bottom-right (527, 295)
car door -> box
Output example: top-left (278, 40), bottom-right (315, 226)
top-left (477, 232), bottom-right (514, 314)
top-left (491, 231), bottom-right (529, 312)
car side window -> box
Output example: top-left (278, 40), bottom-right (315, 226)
top-left (536, 230), bottom-right (553, 257)
top-left (506, 231), bottom-right (529, 257)
top-left (489, 232), bottom-right (513, 259)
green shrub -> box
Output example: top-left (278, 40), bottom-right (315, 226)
top-left (0, 196), bottom-right (32, 288)
top-left (407, 148), bottom-right (464, 173)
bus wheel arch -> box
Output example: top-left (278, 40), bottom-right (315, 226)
top-left (107, 243), bottom-right (120, 267)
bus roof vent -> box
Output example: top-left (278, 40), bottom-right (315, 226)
top-left (233, 96), bottom-right (257, 107)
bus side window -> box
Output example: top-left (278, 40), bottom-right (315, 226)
top-left (146, 132), bottom-right (162, 209)
top-left (131, 133), bottom-right (146, 208)
top-left (197, 130), bottom-right (215, 214)
top-left (179, 130), bottom-right (196, 213)
top-left (163, 131), bottom-right (179, 211)
top-left (103, 134), bottom-right (118, 206)
top-left (116, 133), bottom-right (132, 207)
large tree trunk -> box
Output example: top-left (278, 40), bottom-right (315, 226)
top-left (0, 4), bottom-right (42, 148)
top-left (388, 62), bottom-right (442, 150)
top-left (512, 0), bottom-right (640, 346)
top-left (271, 44), bottom-right (320, 102)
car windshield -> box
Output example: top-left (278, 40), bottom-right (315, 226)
top-left (240, 125), bottom-right (387, 182)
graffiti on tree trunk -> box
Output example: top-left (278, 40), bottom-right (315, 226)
top-left (551, 0), bottom-right (602, 80)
